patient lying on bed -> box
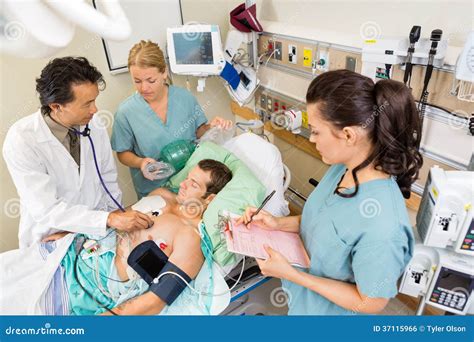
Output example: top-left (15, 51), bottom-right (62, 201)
top-left (48, 159), bottom-right (232, 315)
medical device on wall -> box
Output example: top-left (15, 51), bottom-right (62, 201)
top-left (399, 245), bottom-right (474, 315)
top-left (418, 29), bottom-right (443, 123)
top-left (416, 166), bottom-right (474, 256)
top-left (225, 63), bottom-right (259, 106)
top-left (451, 31), bottom-right (474, 102)
top-left (167, 25), bottom-right (226, 78)
top-left (0, 0), bottom-right (131, 58)
top-left (221, 29), bottom-right (260, 106)
top-left (399, 166), bottom-right (474, 315)
top-left (361, 33), bottom-right (447, 82)
top-left (271, 110), bottom-right (302, 134)
top-left (403, 26), bottom-right (422, 87)
top-left (219, 1), bottom-right (262, 106)
top-left (224, 30), bottom-right (253, 64)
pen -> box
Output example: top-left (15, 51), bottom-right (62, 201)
top-left (248, 190), bottom-right (276, 225)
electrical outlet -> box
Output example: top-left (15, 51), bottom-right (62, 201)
top-left (345, 56), bottom-right (356, 72)
top-left (317, 50), bottom-right (329, 72)
top-left (267, 97), bottom-right (273, 111)
top-left (288, 44), bottom-right (297, 64)
top-left (302, 110), bottom-right (309, 128)
top-left (266, 40), bottom-right (274, 53)
top-left (260, 94), bottom-right (267, 108)
top-left (303, 47), bottom-right (312, 67)
top-left (274, 41), bottom-right (282, 61)
top-left (257, 109), bottom-right (267, 121)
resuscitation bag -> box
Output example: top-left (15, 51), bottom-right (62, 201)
top-left (159, 139), bottom-right (196, 172)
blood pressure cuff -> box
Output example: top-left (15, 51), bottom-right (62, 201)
top-left (149, 261), bottom-right (192, 306)
top-left (127, 240), bottom-right (169, 285)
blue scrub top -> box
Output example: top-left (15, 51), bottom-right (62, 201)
top-left (282, 164), bottom-right (414, 315)
top-left (111, 86), bottom-right (208, 198)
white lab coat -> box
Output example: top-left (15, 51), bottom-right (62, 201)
top-left (0, 234), bottom-right (75, 314)
top-left (2, 111), bottom-right (122, 248)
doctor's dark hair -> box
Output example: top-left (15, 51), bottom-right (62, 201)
top-left (36, 57), bottom-right (105, 116)
top-left (197, 159), bottom-right (233, 196)
top-left (306, 69), bottom-right (422, 199)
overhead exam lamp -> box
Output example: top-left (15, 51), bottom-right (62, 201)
top-left (0, 0), bottom-right (131, 58)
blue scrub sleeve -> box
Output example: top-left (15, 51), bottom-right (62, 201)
top-left (111, 110), bottom-right (135, 152)
top-left (192, 97), bottom-right (208, 130)
top-left (351, 239), bottom-right (410, 298)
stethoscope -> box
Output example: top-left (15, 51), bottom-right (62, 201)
top-left (70, 124), bottom-right (126, 213)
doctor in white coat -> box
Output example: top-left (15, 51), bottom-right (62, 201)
top-left (3, 57), bottom-right (153, 248)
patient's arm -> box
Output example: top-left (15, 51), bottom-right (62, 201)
top-left (102, 292), bottom-right (166, 315)
top-left (106, 219), bottom-right (204, 315)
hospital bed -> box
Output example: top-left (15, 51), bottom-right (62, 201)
top-left (220, 132), bottom-right (291, 315)
top-left (0, 132), bottom-right (291, 316)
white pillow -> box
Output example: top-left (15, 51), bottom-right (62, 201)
top-left (223, 132), bottom-right (290, 217)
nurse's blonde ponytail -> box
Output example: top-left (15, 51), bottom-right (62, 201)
top-left (128, 40), bottom-right (167, 73)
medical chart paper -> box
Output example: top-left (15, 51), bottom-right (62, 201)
top-left (225, 219), bottom-right (310, 268)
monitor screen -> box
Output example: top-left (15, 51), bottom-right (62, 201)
top-left (173, 32), bottom-right (214, 65)
top-left (436, 267), bottom-right (472, 292)
top-left (239, 71), bottom-right (251, 87)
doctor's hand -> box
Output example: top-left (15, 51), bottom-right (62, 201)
top-left (140, 157), bottom-right (158, 181)
top-left (107, 210), bottom-right (154, 232)
top-left (256, 245), bottom-right (298, 281)
top-left (42, 231), bottom-right (70, 242)
top-left (210, 117), bottom-right (233, 130)
top-left (236, 207), bottom-right (279, 230)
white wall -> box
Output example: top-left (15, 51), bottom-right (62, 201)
top-left (0, 0), bottom-right (242, 252)
top-left (259, 0), bottom-right (471, 47)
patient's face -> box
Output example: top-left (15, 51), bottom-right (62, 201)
top-left (177, 166), bottom-right (212, 203)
